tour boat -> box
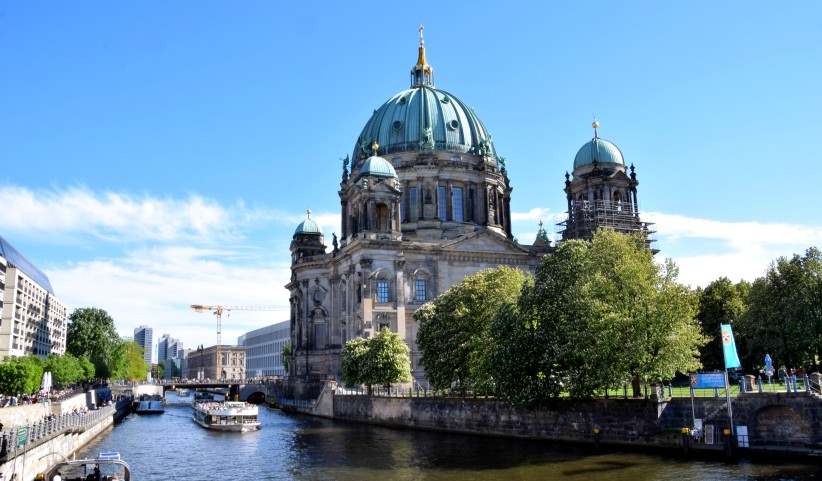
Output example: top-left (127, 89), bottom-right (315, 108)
top-left (43, 451), bottom-right (131, 480)
top-left (192, 401), bottom-right (261, 432)
top-left (135, 394), bottom-right (165, 414)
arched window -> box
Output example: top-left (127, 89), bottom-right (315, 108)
top-left (371, 270), bottom-right (392, 304)
top-left (412, 269), bottom-right (432, 303)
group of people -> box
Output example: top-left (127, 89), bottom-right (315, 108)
top-left (0, 388), bottom-right (81, 408)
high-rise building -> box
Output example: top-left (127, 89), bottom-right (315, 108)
top-left (158, 334), bottom-right (183, 379)
top-left (157, 334), bottom-right (170, 363)
top-left (133, 325), bottom-right (153, 365)
top-left (0, 236), bottom-right (68, 360)
top-left (238, 321), bottom-right (289, 377)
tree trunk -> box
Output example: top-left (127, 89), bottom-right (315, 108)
top-left (631, 376), bottom-right (642, 398)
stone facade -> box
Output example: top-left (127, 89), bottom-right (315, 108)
top-left (287, 35), bottom-right (649, 383)
top-left (184, 345), bottom-right (246, 381)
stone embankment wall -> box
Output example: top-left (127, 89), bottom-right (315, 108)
top-left (327, 391), bottom-right (822, 453)
top-left (332, 395), bottom-right (669, 447)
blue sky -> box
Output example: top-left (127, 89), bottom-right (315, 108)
top-left (2, 1), bottom-right (821, 356)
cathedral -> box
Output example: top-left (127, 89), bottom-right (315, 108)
top-left (287, 28), bottom-right (652, 382)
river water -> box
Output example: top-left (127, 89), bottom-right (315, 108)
top-left (75, 395), bottom-right (822, 481)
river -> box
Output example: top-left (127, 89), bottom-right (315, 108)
top-left (75, 395), bottom-right (822, 481)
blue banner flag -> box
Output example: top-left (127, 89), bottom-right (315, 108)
top-left (721, 324), bottom-right (741, 369)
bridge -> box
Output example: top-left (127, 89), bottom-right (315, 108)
top-left (124, 381), bottom-right (270, 404)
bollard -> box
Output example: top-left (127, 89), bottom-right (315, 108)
top-left (681, 427), bottom-right (691, 454)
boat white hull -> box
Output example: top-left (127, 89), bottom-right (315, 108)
top-left (192, 415), bottom-right (260, 432)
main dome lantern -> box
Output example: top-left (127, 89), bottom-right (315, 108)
top-left (352, 26), bottom-right (496, 161)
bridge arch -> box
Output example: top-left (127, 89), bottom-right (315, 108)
top-left (750, 404), bottom-right (812, 446)
top-left (245, 391), bottom-right (266, 404)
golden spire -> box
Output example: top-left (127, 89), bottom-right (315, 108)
top-left (411, 24), bottom-right (433, 86)
top-left (592, 120), bottom-right (600, 139)
top-left (417, 24), bottom-right (428, 68)
top-left (371, 140), bottom-right (380, 155)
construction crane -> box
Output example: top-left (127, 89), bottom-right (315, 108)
top-left (190, 304), bottom-right (280, 346)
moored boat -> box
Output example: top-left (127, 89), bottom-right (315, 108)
top-left (192, 401), bottom-right (261, 432)
top-left (135, 394), bottom-right (164, 414)
top-left (42, 451), bottom-right (131, 481)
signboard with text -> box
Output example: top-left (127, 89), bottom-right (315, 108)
top-left (689, 372), bottom-right (726, 389)
top-left (16, 426), bottom-right (27, 448)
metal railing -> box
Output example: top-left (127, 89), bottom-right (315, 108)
top-left (0, 405), bottom-right (115, 462)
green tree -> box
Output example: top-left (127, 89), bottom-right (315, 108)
top-left (737, 247), bottom-right (822, 369)
top-left (341, 338), bottom-right (369, 388)
top-left (281, 343), bottom-right (292, 373)
top-left (43, 354), bottom-right (85, 387)
top-left (415, 266), bottom-right (530, 393)
top-left (151, 363), bottom-right (164, 380)
top-left (66, 307), bottom-right (121, 378)
top-left (0, 356), bottom-right (44, 395)
top-left (492, 230), bottom-right (705, 404)
top-left (110, 341), bottom-right (148, 381)
top-left (697, 277), bottom-right (749, 370)
top-left (341, 328), bottom-right (411, 390)
top-left (78, 356), bottom-right (96, 380)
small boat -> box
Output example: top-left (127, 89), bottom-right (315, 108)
top-left (135, 394), bottom-right (164, 414)
top-left (192, 401), bottom-right (261, 432)
top-left (42, 451), bottom-right (131, 481)
top-left (177, 388), bottom-right (190, 397)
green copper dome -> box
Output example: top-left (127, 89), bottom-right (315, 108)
top-left (353, 86), bottom-right (496, 160)
top-left (294, 211), bottom-right (322, 236)
top-left (359, 154), bottom-right (398, 178)
top-left (573, 137), bottom-right (625, 170)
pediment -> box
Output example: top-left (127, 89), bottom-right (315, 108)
top-left (440, 230), bottom-right (528, 254)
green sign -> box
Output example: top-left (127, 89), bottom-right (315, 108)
top-left (16, 426), bottom-right (27, 448)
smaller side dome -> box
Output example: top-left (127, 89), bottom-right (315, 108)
top-left (359, 155), bottom-right (398, 178)
top-left (294, 209), bottom-right (322, 236)
top-left (573, 138), bottom-right (625, 170)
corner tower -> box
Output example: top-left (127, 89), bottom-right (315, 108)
top-left (559, 122), bottom-right (654, 244)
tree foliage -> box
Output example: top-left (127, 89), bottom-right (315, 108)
top-left (43, 353), bottom-right (88, 387)
top-left (66, 307), bottom-right (121, 378)
top-left (736, 247), bottom-right (822, 369)
top-left (341, 328), bottom-right (411, 389)
top-left (490, 230), bottom-right (704, 404)
top-left (281, 343), bottom-right (292, 373)
top-left (415, 266), bottom-right (530, 393)
top-left (0, 356), bottom-right (44, 395)
top-left (696, 277), bottom-right (750, 370)
top-left (110, 341), bottom-right (148, 381)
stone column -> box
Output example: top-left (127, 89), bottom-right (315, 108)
top-left (395, 260), bottom-right (406, 341)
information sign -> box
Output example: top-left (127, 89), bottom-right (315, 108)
top-left (16, 426), bottom-right (27, 448)
top-left (689, 372), bottom-right (726, 389)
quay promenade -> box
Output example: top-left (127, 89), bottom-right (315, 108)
top-left (0, 390), bottom-right (132, 481)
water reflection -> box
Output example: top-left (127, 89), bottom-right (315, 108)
top-left (75, 395), bottom-right (821, 481)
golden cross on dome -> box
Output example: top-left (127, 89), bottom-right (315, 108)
top-left (371, 140), bottom-right (380, 155)
top-left (306, 208), bottom-right (312, 219)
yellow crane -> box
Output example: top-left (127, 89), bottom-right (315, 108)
top-left (190, 304), bottom-right (280, 346)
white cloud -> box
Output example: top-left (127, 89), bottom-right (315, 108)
top-left (47, 246), bottom-right (292, 358)
top-left (646, 212), bottom-right (822, 287)
top-left (0, 185), bottom-right (255, 242)
top-left (646, 212), bottom-right (822, 250)
top-left (511, 207), bottom-right (560, 222)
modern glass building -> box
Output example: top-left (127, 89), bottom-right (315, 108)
top-left (238, 321), bottom-right (289, 377)
top-left (133, 325), bottom-right (153, 365)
